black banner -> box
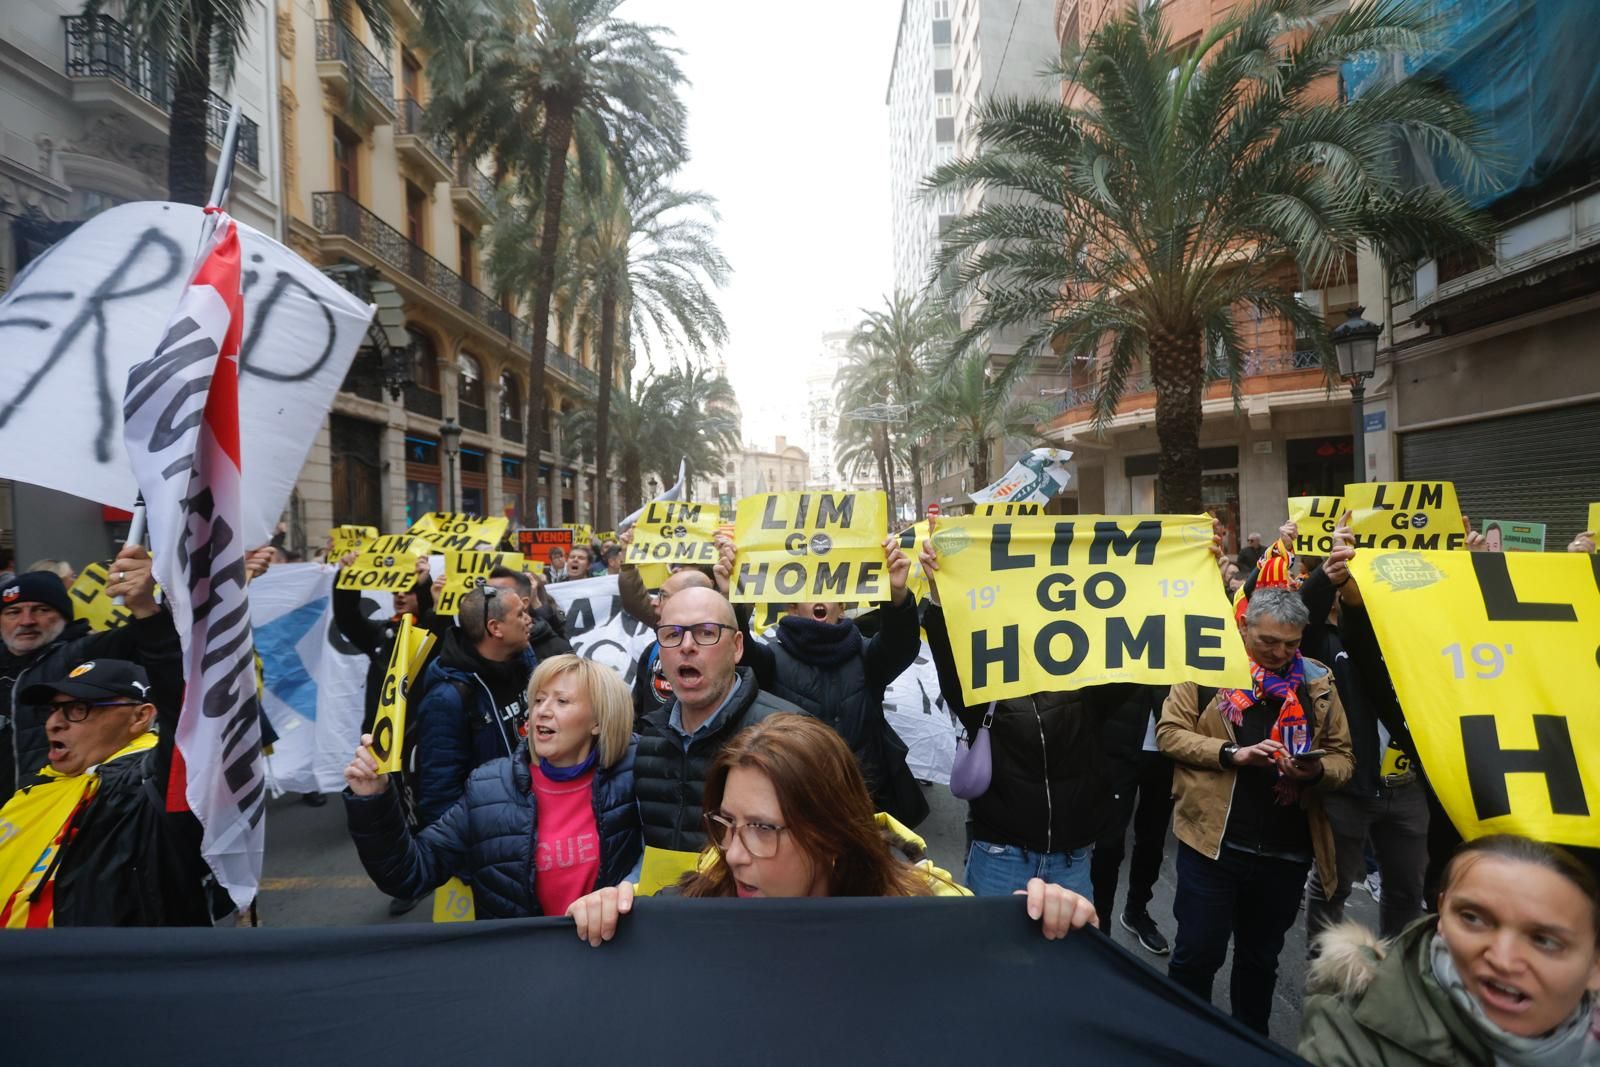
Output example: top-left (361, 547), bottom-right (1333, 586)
top-left (0, 898), bottom-right (1300, 1065)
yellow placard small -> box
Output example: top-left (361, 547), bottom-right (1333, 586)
top-left (335, 551), bottom-right (421, 592)
top-left (434, 551), bottom-right (541, 616)
top-left (1286, 496), bottom-right (1345, 556)
top-left (730, 492), bottom-right (890, 605)
top-left (432, 876), bottom-right (475, 922)
top-left (367, 615), bottom-right (436, 774)
top-left (624, 501), bottom-right (721, 573)
top-left (330, 524), bottom-right (378, 557)
top-left (409, 513), bottom-right (510, 553)
top-left (1344, 481), bottom-right (1466, 551)
top-left (636, 846), bottom-right (702, 896)
top-left (67, 563), bottom-right (135, 632)
top-left (1586, 503), bottom-right (1599, 542)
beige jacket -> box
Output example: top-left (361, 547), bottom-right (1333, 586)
top-left (1158, 660), bottom-right (1353, 891)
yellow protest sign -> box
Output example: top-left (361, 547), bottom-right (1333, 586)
top-left (330, 524), bottom-right (377, 557)
top-left (408, 513), bottom-right (509, 553)
top-left (335, 550), bottom-right (421, 593)
top-left (730, 492), bottom-right (890, 605)
top-left (624, 501), bottom-right (721, 572)
top-left (896, 520), bottom-right (933, 604)
top-left (434, 551), bottom-right (541, 616)
top-left (432, 876), bottom-right (475, 923)
top-left (1286, 496), bottom-right (1344, 556)
top-left (567, 523), bottom-right (595, 547)
top-left (974, 503), bottom-right (1043, 516)
top-left (1344, 481), bottom-right (1466, 551)
top-left (934, 515), bottom-right (1251, 705)
top-left (1352, 550), bottom-right (1600, 847)
top-left (67, 563), bottom-right (134, 632)
top-left (636, 846), bottom-right (702, 896)
top-left (1587, 503), bottom-right (1599, 539)
top-left (367, 615), bottom-right (436, 774)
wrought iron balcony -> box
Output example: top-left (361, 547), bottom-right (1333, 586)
top-left (61, 14), bottom-right (260, 170)
top-left (1054, 349), bottom-right (1327, 414)
top-left (315, 20), bottom-right (395, 125)
top-left (452, 161), bottom-right (496, 220)
top-left (395, 98), bottom-right (455, 184)
top-left (500, 417), bottom-right (524, 443)
top-left (459, 403), bottom-right (488, 433)
top-left (404, 384), bottom-right (442, 418)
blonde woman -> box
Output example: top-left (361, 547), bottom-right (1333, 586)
top-left (343, 654), bottom-right (641, 919)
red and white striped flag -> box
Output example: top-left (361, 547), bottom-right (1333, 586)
top-left (122, 211), bottom-right (263, 910)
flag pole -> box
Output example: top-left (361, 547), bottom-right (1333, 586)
top-left (196, 103), bottom-right (244, 254)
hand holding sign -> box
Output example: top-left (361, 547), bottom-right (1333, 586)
top-left (343, 733), bottom-right (387, 797)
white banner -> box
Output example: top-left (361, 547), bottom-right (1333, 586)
top-left (882, 641), bottom-right (960, 786)
top-left (970, 447), bottom-right (1073, 505)
top-left (0, 201), bottom-right (372, 547)
top-left (544, 575), bottom-right (657, 681)
top-left (252, 564), bottom-right (370, 795)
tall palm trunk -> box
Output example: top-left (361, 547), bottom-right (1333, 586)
top-left (971, 434), bottom-right (989, 503)
top-left (523, 98), bottom-right (576, 518)
top-left (1150, 332), bottom-right (1206, 513)
top-left (908, 440), bottom-right (925, 518)
top-left (594, 287), bottom-right (617, 530)
top-left (874, 425), bottom-right (892, 510)
top-left (167, 0), bottom-right (213, 206)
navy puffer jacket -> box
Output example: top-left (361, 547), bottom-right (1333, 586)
top-left (344, 739), bottom-right (641, 919)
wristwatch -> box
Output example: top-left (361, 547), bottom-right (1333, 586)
top-left (1219, 742), bottom-right (1239, 768)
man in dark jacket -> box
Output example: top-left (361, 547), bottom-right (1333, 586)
top-left (488, 566), bottom-right (572, 662)
top-left (633, 587), bottom-right (802, 892)
top-left (0, 659), bottom-right (209, 926)
top-left (1, 546), bottom-right (176, 804)
top-left (629, 568), bottom-right (714, 724)
top-left (733, 535), bottom-right (927, 826)
top-left (409, 584), bottom-right (536, 826)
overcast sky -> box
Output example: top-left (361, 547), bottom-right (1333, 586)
top-left (625, 0), bottom-right (905, 448)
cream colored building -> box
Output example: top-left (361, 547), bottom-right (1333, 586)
top-left (275, 0), bottom-right (614, 545)
top-left (710, 437), bottom-right (810, 502)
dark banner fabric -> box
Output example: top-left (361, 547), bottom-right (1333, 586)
top-left (0, 897), bottom-right (1301, 1065)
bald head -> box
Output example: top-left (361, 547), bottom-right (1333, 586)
top-left (660, 585), bottom-right (735, 628)
top-left (659, 569), bottom-right (714, 605)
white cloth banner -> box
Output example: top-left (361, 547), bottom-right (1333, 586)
top-left (0, 201), bottom-right (372, 546)
top-left (970, 447), bottom-right (1074, 505)
top-left (882, 641), bottom-right (960, 786)
top-left (544, 575), bottom-right (657, 683)
top-left (122, 214), bottom-right (262, 909)
top-left (252, 564), bottom-right (370, 795)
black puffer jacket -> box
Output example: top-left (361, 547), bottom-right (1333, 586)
top-left (924, 604), bottom-right (1148, 853)
top-left (344, 739), bottom-right (640, 919)
top-left (741, 594), bottom-right (924, 824)
top-left (634, 668), bottom-right (802, 852)
top-left (2, 612), bottom-right (182, 804)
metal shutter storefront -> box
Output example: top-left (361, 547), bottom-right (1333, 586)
top-left (1398, 401), bottom-right (1600, 542)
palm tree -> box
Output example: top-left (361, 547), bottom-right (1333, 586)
top-left (98, 0), bottom-right (393, 205)
top-left (833, 342), bottom-right (906, 516)
top-left (927, 0), bottom-right (1493, 512)
top-left (847, 293), bottom-right (949, 516)
top-left (922, 350), bottom-right (1049, 495)
top-left (423, 0), bottom-right (687, 517)
top-left (541, 163), bottom-right (728, 528)
top-left (654, 364), bottom-right (740, 500)
top-left (562, 373), bottom-right (669, 514)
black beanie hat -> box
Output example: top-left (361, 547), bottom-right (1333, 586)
top-left (0, 571), bottom-right (75, 622)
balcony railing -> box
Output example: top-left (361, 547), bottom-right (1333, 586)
top-left (396, 98), bottom-right (455, 173)
top-left (1055, 349), bottom-right (1326, 414)
top-left (458, 402), bottom-right (487, 432)
top-left (62, 14), bottom-right (261, 170)
top-left (313, 191), bottom-right (595, 394)
top-left (500, 417), bottom-right (524, 443)
top-left (404, 384), bottom-right (442, 418)
top-left (315, 20), bottom-right (393, 105)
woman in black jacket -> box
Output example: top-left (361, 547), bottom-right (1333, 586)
top-left (332, 553), bottom-right (443, 736)
top-left (919, 537), bottom-right (1146, 899)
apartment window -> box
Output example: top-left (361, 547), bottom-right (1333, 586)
top-left (333, 121), bottom-right (360, 197)
top-left (457, 352), bottom-right (484, 407)
top-left (932, 19), bottom-right (950, 45)
top-left (405, 182), bottom-right (427, 246)
top-left (410, 328), bottom-right (440, 391)
top-left (936, 96), bottom-right (955, 118)
top-left (458, 226), bottom-right (476, 287)
top-left (934, 69), bottom-right (953, 93)
top-left (401, 49), bottom-right (422, 103)
top-left (934, 44), bottom-right (953, 68)
top-left (933, 0), bottom-right (950, 17)
top-left (936, 118), bottom-right (955, 142)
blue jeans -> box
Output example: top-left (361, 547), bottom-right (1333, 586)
top-left (964, 841), bottom-right (1093, 897)
top-left (1167, 842), bottom-right (1310, 1036)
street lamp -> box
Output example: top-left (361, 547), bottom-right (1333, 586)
top-left (1332, 306), bottom-right (1382, 484)
top-left (440, 417), bottom-right (463, 511)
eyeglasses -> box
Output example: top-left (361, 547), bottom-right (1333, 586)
top-left (48, 700), bottom-right (142, 723)
top-left (480, 583), bottom-right (499, 633)
top-left (656, 622), bottom-right (736, 648)
top-left (703, 812), bottom-right (787, 859)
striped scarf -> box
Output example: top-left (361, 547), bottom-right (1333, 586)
top-left (1218, 652), bottom-right (1311, 805)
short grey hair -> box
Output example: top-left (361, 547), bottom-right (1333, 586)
top-left (1244, 587), bottom-right (1309, 630)
top-left (459, 584), bottom-right (517, 643)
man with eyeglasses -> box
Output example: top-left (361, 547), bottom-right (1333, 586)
top-left (0, 659), bottom-right (209, 926)
top-left (632, 586), bottom-right (802, 894)
top-left (409, 583), bottom-right (536, 826)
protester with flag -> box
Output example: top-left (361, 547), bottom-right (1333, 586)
top-left (343, 654), bottom-right (640, 919)
top-left (0, 659), bottom-right (209, 926)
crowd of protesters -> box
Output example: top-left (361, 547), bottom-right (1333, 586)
top-left (2, 504), bottom-right (1597, 1066)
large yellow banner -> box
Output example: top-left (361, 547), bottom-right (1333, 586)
top-left (730, 492), bottom-right (890, 604)
top-left (1344, 481), bottom-right (1466, 551)
top-left (1353, 550), bottom-right (1600, 847)
top-left (624, 501), bottom-right (721, 571)
top-left (367, 615), bottom-right (437, 774)
top-left (1286, 496), bottom-right (1344, 556)
top-left (935, 515), bottom-right (1251, 705)
top-left (409, 513), bottom-right (509, 552)
top-left (434, 551), bottom-right (541, 616)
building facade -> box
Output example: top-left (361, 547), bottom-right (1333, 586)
top-left (276, 0), bottom-right (612, 547)
top-left (886, 0), bottom-right (958, 301)
top-left (709, 436), bottom-right (810, 504)
top-left (0, 0), bottom-right (283, 564)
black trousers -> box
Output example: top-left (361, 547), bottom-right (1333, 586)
top-left (1090, 749), bottom-right (1174, 924)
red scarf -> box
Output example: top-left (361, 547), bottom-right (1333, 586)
top-left (1218, 653), bottom-right (1311, 804)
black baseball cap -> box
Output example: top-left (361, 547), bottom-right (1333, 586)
top-left (19, 659), bottom-right (152, 705)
